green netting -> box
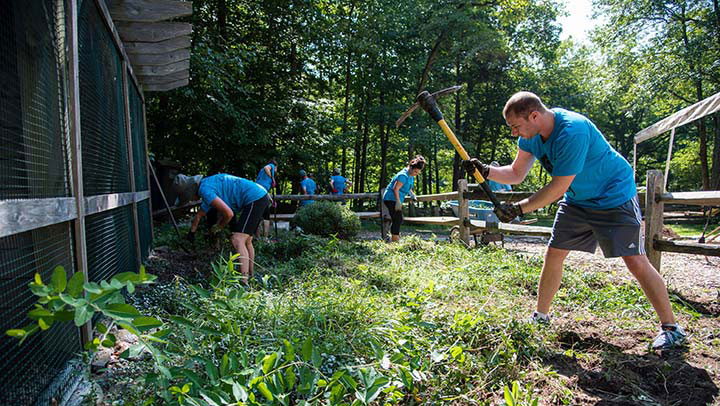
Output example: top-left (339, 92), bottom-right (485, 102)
top-left (0, 0), bottom-right (72, 199)
top-left (77, 0), bottom-right (130, 196)
top-left (0, 222), bottom-right (81, 405)
top-left (137, 199), bottom-right (152, 262)
top-left (85, 205), bottom-right (138, 283)
top-left (128, 76), bottom-right (149, 192)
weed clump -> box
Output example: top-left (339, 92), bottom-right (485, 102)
top-left (292, 201), bottom-right (360, 239)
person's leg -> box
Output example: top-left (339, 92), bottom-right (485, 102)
top-left (246, 235), bottom-right (255, 277)
top-left (622, 255), bottom-right (675, 324)
top-left (230, 232), bottom-right (251, 282)
top-left (536, 247), bottom-right (571, 314)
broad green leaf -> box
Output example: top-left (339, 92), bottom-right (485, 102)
top-left (74, 304), bottom-right (93, 326)
top-left (262, 353), bottom-right (278, 374)
top-left (205, 358), bottom-right (219, 383)
top-left (83, 282), bottom-right (103, 294)
top-left (283, 339), bottom-right (295, 362)
top-left (256, 381), bottom-right (273, 401)
top-left (133, 316), bottom-right (162, 332)
top-left (96, 322), bottom-right (108, 334)
top-left (34, 272), bottom-right (43, 285)
top-left (169, 316), bottom-right (195, 328)
top-left (302, 337), bottom-right (313, 362)
top-left (232, 382), bottom-right (248, 402)
top-left (158, 365), bottom-right (172, 379)
top-left (38, 318), bottom-right (51, 330)
top-left (29, 283), bottom-right (51, 297)
top-left (116, 321), bottom-right (140, 336)
top-left (311, 348), bottom-right (322, 368)
top-left (220, 353), bottom-right (230, 377)
top-left (285, 369), bottom-right (296, 390)
top-left (191, 285), bottom-right (210, 298)
top-left (504, 385), bottom-right (513, 406)
top-left (6, 329), bottom-right (26, 337)
top-left (103, 303), bottom-right (141, 319)
top-left (28, 308), bottom-right (53, 320)
top-left (51, 266), bottom-right (67, 293)
top-left (59, 293), bottom-right (82, 306)
top-left (126, 281), bottom-right (135, 294)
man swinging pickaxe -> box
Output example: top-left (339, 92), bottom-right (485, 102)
top-left (395, 86), bottom-right (518, 222)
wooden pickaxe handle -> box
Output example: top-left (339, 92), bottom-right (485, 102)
top-left (416, 90), bottom-right (504, 209)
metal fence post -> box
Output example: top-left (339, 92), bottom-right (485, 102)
top-left (67, 0), bottom-right (92, 344)
top-left (645, 170), bottom-right (664, 271)
top-left (458, 179), bottom-right (470, 245)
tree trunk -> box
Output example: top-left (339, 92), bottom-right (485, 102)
top-left (711, 112), bottom-right (720, 189)
top-left (359, 95), bottom-right (370, 193)
top-left (379, 90), bottom-right (389, 189)
top-left (352, 95), bottom-right (364, 193)
top-left (452, 60), bottom-right (463, 190)
top-left (217, 0), bottom-right (227, 39)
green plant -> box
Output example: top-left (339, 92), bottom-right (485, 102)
top-left (292, 201), bottom-right (360, 239)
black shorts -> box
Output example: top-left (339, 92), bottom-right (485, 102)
top-left (549, 195), bottom-right (645, 258)
top-left (233, 195), bottom-right (271, 234)
top-left (383, 200), bottom-right (403, 235)
top-left (205, 195), bottom-right (271, 235)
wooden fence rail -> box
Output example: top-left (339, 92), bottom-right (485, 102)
top-left (645, 170), bottom-right (720, 270)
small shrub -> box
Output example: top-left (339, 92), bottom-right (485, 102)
top-left (292, 201), bottom-right (360, 239)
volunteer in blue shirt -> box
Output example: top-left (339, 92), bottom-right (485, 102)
top-left (330, 168), bottom-right (352, 195)
top-left (383, 155), bottom-right (425, 242)
top-left (299, 170), bottom-right (316, 206)
top-left (255, 159), bottom-right (277, 191)
top-left (186, 174), bottom-right (270, 283)
top-left (255, 159), bottom-right (277, 237)
top-left (463, 91), bottom-right (685, 350)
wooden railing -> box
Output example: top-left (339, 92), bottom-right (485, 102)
top-left (645, 170), bottom-right (720, 270)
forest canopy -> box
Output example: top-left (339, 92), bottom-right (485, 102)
top-left (147, 0), bottom-right (720, 196)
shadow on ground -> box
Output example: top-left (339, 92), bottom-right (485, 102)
top-left (546, 330), bottom-right (718, 405)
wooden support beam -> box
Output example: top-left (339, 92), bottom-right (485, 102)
top-left (403, 217), bottom-right (461, 225)
top-left (645, 170), bottom-right (664, 270)
top-left (657, 191), bottom-right (720, 206)
top-left (128, 48), bottom-right (190, 66)
top-left (124, 36), bottom-right (191, 54)
top-left (143, 78), bottom-right (189, 91)
top-left (116, 22), bottom-right (192, 42)
top-left (134, 59), bottom-right (189, 76)
top-left (274, 192), bottom-right (379, 201)
top-left (109, 0), bottom-right (192, 23)
top-left (137, 70), bottom-right (188, 84)
top-left (458, 179), bottom-right (470, 245)
top-left (653, 239), bottom-right (720, 257)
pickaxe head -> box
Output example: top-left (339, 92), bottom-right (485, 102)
top-left (395, 85), bottom-right (463, 128)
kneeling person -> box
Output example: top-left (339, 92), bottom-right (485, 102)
top-left (188, 174), bottom-right (270, 282)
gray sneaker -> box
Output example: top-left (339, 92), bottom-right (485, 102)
top-left (652, 324), bottom-right (687, 350)
top-left (528, 311), bottom-right (550, 324)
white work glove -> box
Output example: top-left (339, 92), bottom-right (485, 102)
top-left (409, 191), bottom-right (417, 201)
top-left (394, 200), bottom-right (402, 212)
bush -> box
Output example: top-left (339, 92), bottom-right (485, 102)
top-left (292, 201), bottom-right (360, 239)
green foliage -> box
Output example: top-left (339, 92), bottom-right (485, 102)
top-left (292, 201), bottom-right (360, 239)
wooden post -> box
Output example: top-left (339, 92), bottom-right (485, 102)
top-left (458, 179), bottom-right (470, 245)
top-left (122, 60), bottom-right (142, 269)
top-left (68, 0), bottom-right (93, 344)
top-left (379, 188), bottom-right (390, 241)
top-left (645, 170), bottom-right (664, 271)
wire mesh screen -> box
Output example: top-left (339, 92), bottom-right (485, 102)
top-left (0, 0), bottom-right (72, 200)
top-left (85, 205), bottom-right (138, 283)
top-left (77, 0), bottom-right (130, 196)
top-left (137, 199), bottom-right (152, 261)
top-left (128, 77), bottom-right (148, 192)
top-left (0, 221), bottom-right (81, 405)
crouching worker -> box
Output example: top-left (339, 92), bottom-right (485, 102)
top-left (382, 155), bottom-right (425, 242)
top-left (184, 174), bottom-right (270, 283)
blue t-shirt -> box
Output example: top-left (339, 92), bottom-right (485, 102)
top-left (518, 108), bottom-right (636, 209)
top-left (383, 168), bottom-right (414, 202)
top-left (331, 175), bottom-right (347, 195)
top-left (300, 177), bottom-right (317, 206)
top-left (487, 179), bottom-right (512, 192)
top-left (255, 163), bottom-right (276, 191)
top-left (198, 174), bottom-right (268, 213)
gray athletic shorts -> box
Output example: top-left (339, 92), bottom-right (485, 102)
top-left (549, 195), bottom-right (645, 258)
